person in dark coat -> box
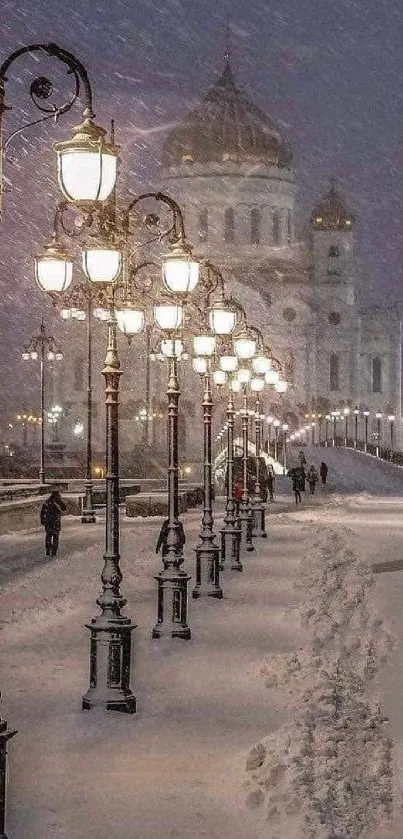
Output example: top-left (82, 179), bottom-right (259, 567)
top-left (267, 465), bottom-right (275, 502)
top-left (156, 518), bottom-right (186, 560)
top-left (289, 467), bottom-right (304, 505)
top-left (40, 490), bottom-right (66, 556)
top-left (320, 461), bottom-right (328, 485)
top-left (307, 465), bottom-right (319, 495)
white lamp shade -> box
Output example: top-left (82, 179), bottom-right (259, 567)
top-left (162, 254), bottom-right (200, 294)
top-left (21, 352), bottom-right (30, 361)
top-left (30, 351), bottom-right (39, 360)
top-left (233, 334), bottom-right (256, 359)
top-left (115, 308), bottom-right (145, 337)
top-left (275, 380), bottom-right (288, 393)
top-left (57, 149), bottom-right (117, 203)
top-left (220, 354), bottom-right (238, 372)
top-left (265, 369), bottom-right (280, 385)
top-left (209, 307), bottom-right (237, 335)
top-left (35, 253), bottom-right (73, 293)
top-left (193, 335), bottom-right (216, 357)
top-left (71, 308), bottom-right (86, 320)
top-left (60, 309), bottom-right (72, 320)
top-left (213, 370), bottom-right (227, 386)
top-left (93, 307), bottom-right (111, 321)
top-left (47, 351), bottom-right (55, 361)
top-left (161, 338), bottom-right (184, 358)
top-left (230, 379), bottom-right (242, 392)
top-left (154, 304), bottom-right (183, 331)
top-left (250, 377), bottom-right (265, 391)
top-left (237, 368), bottom-right (251, 383)
top-left (82, 247), bottom-right (122, 283)
top-left (192, 357), bottom-right (208, 374)
top-left (55, 352), bottom-right (63, 361)
top-left (252, 355), bottom-right (271, 375)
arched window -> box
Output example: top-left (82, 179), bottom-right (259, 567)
top-left (250, 208), bottom-right (260, 244)
top-left (329, 354), bottom-right (339, 391)
top-left (287, 210), bottom-right (292, 245)
top-left (272, 210), bottom-right (281, 246)
top-left (372, 357), bottom-right (382, 393)
top-left (74, 354), bottom-right (84, 391)
top-left (198, 208), bottom-right (208, 243)
top-left (327, 244), bottom-right (341, 276)
top-left (224, 207), bottom-right (235, 243)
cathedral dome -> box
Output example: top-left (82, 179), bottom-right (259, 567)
top-left (162, 61), bottom-right (292, 168)
top-left (311, 182), bottom-right (354, 231)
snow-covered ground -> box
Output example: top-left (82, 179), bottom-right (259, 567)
top-left (2, 448), bottom-right (403, 838)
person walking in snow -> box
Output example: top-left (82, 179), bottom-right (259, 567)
top-left (289, 467), bottom-right (304, 505)
top-left (40, 489), bottom-right (66, 556)
top-left (307, 465), bottom-right (319, 495)
top-left (320, 461), bottom-right (328, 485)
top-left (267, 464), bottom-right (275, 502)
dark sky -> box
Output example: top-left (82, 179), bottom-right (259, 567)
top-left (1, 0), bottom-right (403, 408)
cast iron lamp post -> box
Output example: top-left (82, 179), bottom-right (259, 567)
top-left (282, 423), bottom-right (289, 474)
top-left (266, 415), bottom-right (273, 455)
top-left (311, 421), bottom-right (316, 446)
top-left (250, 379), bottom-right (267, 538)
top-left (0, 43), bottom-right (118, 217)
top-left (376, 411), bottom-right (383, 458)
top-left (363, 409), bottom-right (370, 452)
top-left (238, 383), bottom-right (255, 553)
top-left (47, 403), bottom-right (63, 443)
top-left (325, 414), bottom-right (330, 446)
top-left (219, 378), bottom-right (242, 571)
top-left (21, 321), bottom-right (63, 483)
top-left (388, 414), bottom-right (395, 459)
top-left (353, 406), bottom-right (359, 449)
top-left (273, 419), bottom-right (280, 461)
top-left (331, 410), bottom-right (339, 446)
top-left (343, 407), bottom-right (350, 447)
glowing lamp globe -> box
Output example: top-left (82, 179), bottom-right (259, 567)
top-left (233, 331), bottom-right (256, 360)
top-left (230, 379), bottom-right (242, 393)
top-left (250, 377), bottom-right (265, 392)
top-left (265, 369), bottom-right (280, 385)
top-left (115, 307), bottom-right (145, 338)
top-left (93, 307), bottom-right (110, 321)
top-left (274, 380), bottom-right (288, 393)
top-left (160, 338), bottom-right (184, 358)
top-left (213, 370), bottom-right (227, 386)
top-left (154, 304), bottom-right (183, 332)
top-left (35, 241), bottom-right (73, 293)
top-left (193, 335), bottom-right (216, 357)
top-left (208, 302), bottom-right (237, 335)
top-left (53, 116), bottom-right (119, 203)
top-left (55, 352), bottom-right (63, 361)
top-left (162, 241), bottom-right (200, 294)
top-left (82, 246), bottom-right (122, 284)
top-left (219, 354), bottom-right (238, 372)
top-left (21, 351), bottom-right (30, 361)
top-left (252, 354), bottom-right (271, 375)
top-left (192, 357), bottom-right (208, 375)
top-left (237, 368), bottom-right (251, 384)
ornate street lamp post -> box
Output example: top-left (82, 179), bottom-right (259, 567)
top-left (220, 382), bottom-right (242, 571)
top-left (239, 385), bottom-right (255, 552)
top-left (363, 409), bottom-right (370, 453)
top-left (353, 406), bottom-right (359, 449)
top-left (388, 414), bottom-right (395, 460)
top-left (311, 421), bottom-right (316, 446)
top-left (376, 411), bottom-right (383, 458)
top-left (331, 411), bottom-right (339, 447)
top-left (250, 383), bottom-right (267, 538)
top-left (273, 419), bottom-right (280, 461)
top-left (317, 414), bottom-right (323, 445)
top-left (21, 321), bottom-right (63, 483)
top-left (282, 423), bottom-right (289, 475)
top-left (266, 415), bottom-right (273, 455)
top-left (343, 407), bottom-right (350, 447)
top-left (325, 414), bottom-right (330, 446)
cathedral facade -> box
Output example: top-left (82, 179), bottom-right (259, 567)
top-left (52, 61), bottom-right (402, 461)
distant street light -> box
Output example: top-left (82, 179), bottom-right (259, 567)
top-left (376, 411), bottom-right (383, 457)
top-left (388, 414), bottom-right (395, 459)
top-left (353, 407), bottom-right (360, 449)
top-left (363, 409), bottom-right (370, 453)
top-left (343, 407), bottom-right (350, 447)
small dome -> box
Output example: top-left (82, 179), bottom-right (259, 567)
top-left (311, 181), bottom-right (354, 231)
top-left (162, 61), bottom-right (292, 168)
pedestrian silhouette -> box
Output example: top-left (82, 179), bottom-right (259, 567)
top-left (40, 490), bottom-right (66, 556)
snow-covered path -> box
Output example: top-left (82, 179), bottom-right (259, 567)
top-left (2, 451), bottom-right (403, 838)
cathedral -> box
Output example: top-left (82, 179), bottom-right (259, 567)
top-left (52, 59), bottom-right (402, 462)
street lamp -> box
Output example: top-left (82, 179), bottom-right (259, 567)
top-left (250, 380), bottom-right (267, 539)
top-left (266, 415), bottom-right (273, 455)
top-left (220, 381), bottom-right (242, 572)
top-left (273, 419), bottom-right (280, 461)
top-left (238, 386), bottom-right (255, 552)
top-left (0, 43), bottom-right (117, 216)
top-left (353, 407), bottom-right (360, 449)
top-left (311, 421), bottom-right (316, 446)
top-left (388, 414), bottom-right (395, 459)
top-left (325, 414), bottom-right (330, 447)
top-left (331, 411), bottom-right (339, 447)
top-left (343, 407), bottom-right (350, 447)
top-left (376, 411), bottom-right (383, 458)
top-left (21, 321), bottom-right (63, 483)
top-left (282, 423), bottom-right (289, 475)
top-left (47, 403), bottom-right (63, 443)
top-left (363, 409), bottom-right (370, 453)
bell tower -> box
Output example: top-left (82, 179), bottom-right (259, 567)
top-left (309, 178), bottom-right (355, 304)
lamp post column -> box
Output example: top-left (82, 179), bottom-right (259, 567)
top-left (364, 411), bottom-right (369, 452)
top-left (239, 387), bottom-right (254, 552)
top-left (325, 416), bottom-right (329, 447)
top-left (274, 422), bottom-right (279, 461)
top-left (252, 395), bottom-right (267, 538)
top-left (344, 409), bottom-right (349, 447)
top-left (376, 413), bottom-right (382, 458)
top-left (318, 416), bottom-right (323, 445)
top-left (0, 708), bottom-right (17, 839)
top-left (354, 409), bottom-right (359, 450)
top-left (220, 390), bottom-right (242, 571)
top-left (82, 313), bottom-right (137, 713)
top-left (333, 415), bottom-right (337, 447)
top-left (39, 326), bottom-right (46, 484)
top-left (82, 298), bottom-right (96, 523)
top-left (153, 355), bottom-right (191, 638)
top-left (282, 424), bottom-right (288, 475)
top-left (193, 364), bottom-right (222, 598)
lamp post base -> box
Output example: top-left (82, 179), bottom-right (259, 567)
top-left (152, 569), bottom-right (191, 639)
top-left (251, 498), bottom-right (267, 538)
top-left (192, 542), bottom-right (222, 598)
top-left (82, 615), bottom-right (137, 713)
top-left (239, 502), bottom-right (255, 552)
top-left (220, 526), bottom-right (242, 571)
top-left (81, 480), bottom-right (96, 524)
